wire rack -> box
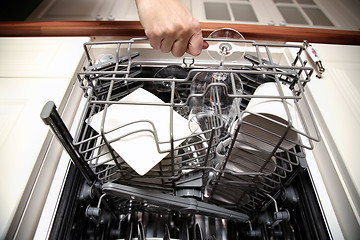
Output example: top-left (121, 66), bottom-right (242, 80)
top-left (74, 38), bottom-right (320, 214)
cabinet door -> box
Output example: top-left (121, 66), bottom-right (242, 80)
top-left (108, 0), bottom-right (191, 21)
top-left (28, 0), bottom-right (190, 21)
top-left (109, 0), bottom-right (139, 21)
top-left (27, 0), bottom-right (111, 21)
top-left (192, 0), bottom-right (360, 30)
top-left (26, 0), bottom-right (360, 30)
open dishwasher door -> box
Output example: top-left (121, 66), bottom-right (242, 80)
top-left (39, 37), bottom-right (335, 239)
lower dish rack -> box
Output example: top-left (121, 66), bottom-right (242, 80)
top-left (42, 37), bottom-right (320, 223)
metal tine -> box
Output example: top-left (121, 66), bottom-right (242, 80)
top-left (227, 151), bottom-right (276, 175)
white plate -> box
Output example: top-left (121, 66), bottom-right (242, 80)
top-left (88, 88), bottom-right (195, 175)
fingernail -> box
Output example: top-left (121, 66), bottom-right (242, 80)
top-left (202, 41), bottom-right (209, 49)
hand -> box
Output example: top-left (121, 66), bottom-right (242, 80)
top-left (135, 0), bottom-right (208, 57)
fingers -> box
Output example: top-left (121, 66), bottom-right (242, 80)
top-left (147, 29), bottom-right (187, 56)
top-left (161, 36), bottom-right (178, 54)
top-left (147, 34), bottom-right (161, 50)
top-left (148, 27), bottom-right (206, 57)
top-left (147, 23), bottom-right (202, 57)
top-left (186, 31), bottom-right (204, 56)
top-left (171, 38), bottom-right (189, 57)
top-left (170, 19), bottom-right (204, 57)
top-left (136, 0), bottom-right (206, 57)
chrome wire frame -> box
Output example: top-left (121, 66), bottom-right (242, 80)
top-left (73, 38), bottom-right (320, 213)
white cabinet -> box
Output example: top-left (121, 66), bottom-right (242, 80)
top-left (27, 0), bottom-right (360, 31)
top-left (27, 0), bottom-right (114, 21)
top-left (27, 0), bottom-right (192, 21)
top-left (286, 43), bottom-right (360, 239)
top-left (192, 0), bottom-right (360, 30)
top-left (0, 37), bottom-right (89, 239)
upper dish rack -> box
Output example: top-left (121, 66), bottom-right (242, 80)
top-left (73, 37), bottom-right (320, 214)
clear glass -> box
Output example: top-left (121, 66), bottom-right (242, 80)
top-left (189, 29), bottom-right (245, 140)
top-left (190, 70), bottom-right (243, 131)
top-left (230, 3), bottom-right (258, 22)
top-left (277, 6), bottom-right (308, 25)
top-left (204, 2), bottom-right (231, 21)
top-left (302, 7), bottom-right (334, 26)
top-left (206, 28), bottom-right (246, 63)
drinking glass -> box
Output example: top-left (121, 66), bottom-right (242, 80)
top-left (189, 28), bottom-right (245, 139)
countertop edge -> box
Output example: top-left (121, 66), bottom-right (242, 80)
top-left (0, 21), bottom-right (359, 45)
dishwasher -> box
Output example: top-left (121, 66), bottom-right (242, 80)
top-left (40, 30), bottom-right (328, 239)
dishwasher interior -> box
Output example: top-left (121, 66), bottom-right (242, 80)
top-left (41, 35), bottom-right (329, 239)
